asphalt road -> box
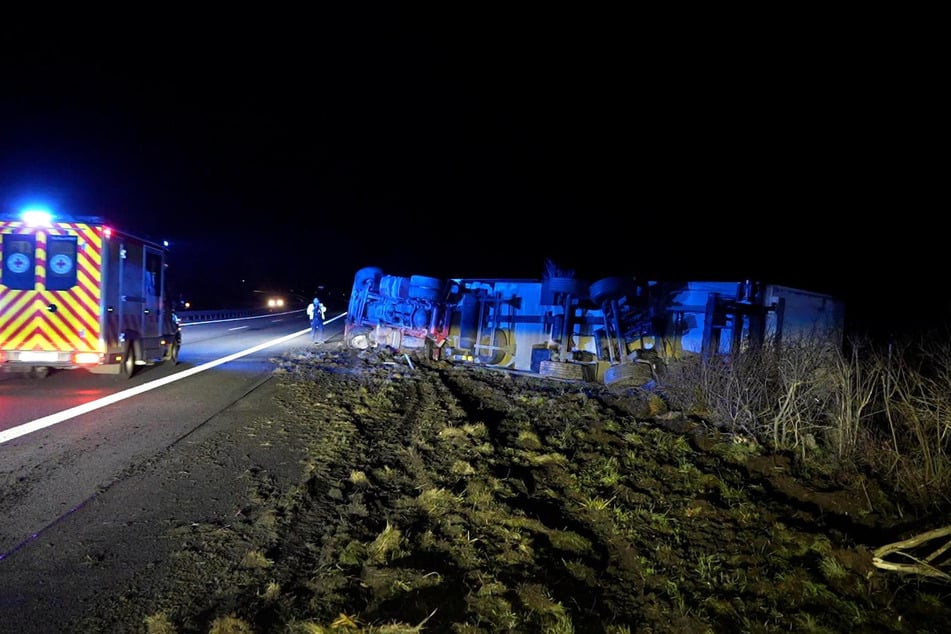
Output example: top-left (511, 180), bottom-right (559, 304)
top-left (0, 310), bottom-right (339, 564)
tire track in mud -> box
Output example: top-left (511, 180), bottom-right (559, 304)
top-left (291, 358), bottom-right (671, 629)
top-left (74, 348), bottom-right (951, 633)
top-left (434, 364), bottom-right (676, 629)
top-left (257, 352), bottom-right (483, 628)
top-left (261, 351), bottom-right (909, 632)
top-left (410, 359), bottom-right (893, 632)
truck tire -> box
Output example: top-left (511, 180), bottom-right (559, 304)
top-left (542, 276), bottom-right (587, 297)
top-left (539, 360), bottom-right (585, 380)
top-left (603, 362), bottom-right (652, 388)
top-left (121, 343), bottom-right (136, 378)
top-left (541, 276), bottom-right (589, 305)
top-left (408, 275), bottom-right (444, 301)
top-left (346, 328), bottom-right (373, 350)
top-left (353, 267), bottom-right (384, 293)
top-left (589, 276), bottom-right (636, 305)
top-left (477, 328), bottom-right (508, 365)
top-left (379, 275), bottom-right (411, 299)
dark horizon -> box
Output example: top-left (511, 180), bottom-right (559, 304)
top-left (2, 10), bottom-right (942, 337)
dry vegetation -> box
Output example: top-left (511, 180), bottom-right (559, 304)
top-left (71, 335), bottom-right (951, 633)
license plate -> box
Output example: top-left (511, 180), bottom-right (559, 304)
top-left (19, 351), bottom-right (59, 362)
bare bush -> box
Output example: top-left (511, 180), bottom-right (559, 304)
top-left (661, 350), bottom-right (773, 436)
top-left (663, 336), bottom-right (842, 458)
top-left (880, 338), bottom-right (951, 507)
top-left (663, 330), bottom-right (951, 507)
top-left (822, 336), bottom-right (884, 461)
top-left (765, 336), bottom-right (842, 457)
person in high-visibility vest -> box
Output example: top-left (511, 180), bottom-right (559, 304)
top-left (307, 297), bottom-right (327, 343)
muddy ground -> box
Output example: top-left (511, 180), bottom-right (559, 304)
top-left (69, 345), bottom-right (951, 633)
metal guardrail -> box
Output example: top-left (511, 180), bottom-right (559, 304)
top-left (176, 308), bottom-right (293, 323)
top-left (175, 306), bottom-right (341, 325)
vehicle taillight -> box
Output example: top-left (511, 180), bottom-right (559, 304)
top-left (73, 352), bottom-right (102, 365)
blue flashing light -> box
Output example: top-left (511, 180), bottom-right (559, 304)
top-left (20, 207), bottom-right (53, 227)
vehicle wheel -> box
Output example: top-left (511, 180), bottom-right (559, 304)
top-left (379, 275), bottom-right (411, 299)
top-left (353, 267), bottom-right (384, 292)
top-left (478, 328), bottom-right (508, 365)
top-left (603, 362), bottom-right (652, 387)
top-left (408, 275), bottom-right (444, 300)
top-left (121, 343), bottom-right (136, 378)
top-left (589, 276), bottom-right (637, 305)
top-left (346, 329), bottom-right (372, 350)
top-left (541, 276), bottom-right (589, 305)
top-left (542, 276), bottom-right (587, 297)
top-left (30, 366), bottom-right (50, 379)
top-left (538, 360), bottom-right (585, 380)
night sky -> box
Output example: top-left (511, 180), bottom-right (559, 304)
top-left (1, 10), bottom-right (942, 335)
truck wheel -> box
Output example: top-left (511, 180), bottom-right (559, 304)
top-left (353, 267), bottom-right (384, 292)
top-left (346, 328), bottom-right (373, 350)
top-left (589, 276), bottom-right (636, 305)
top-left (539, 360), bottom-right (585, 380)
top-left (30, 366), bottom-right (50, 379)
top-left (603, 362), bottom-right (652, 388)
top-left (408, 275), bottom-right (444, 300)
top-left (121, 344), bottom-right (136, 378)
top-left (477, 329), bottom-right (508, 365)
top-left (542, 276), bottom-right (587, 297)
top-left (541, 276), bottom-right (589, 305)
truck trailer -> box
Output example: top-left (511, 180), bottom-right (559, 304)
top-left (343, 264), bottom-right (845, 386)
top-left (0, 209), bottom-right (180, 378)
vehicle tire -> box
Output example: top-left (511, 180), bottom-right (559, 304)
top-left (589, 276), bottom-right (636, 305)
top-left (30, 366), bottom-right (50, 379)
top-left (121, 343), bottom-right (136, 378)
top-left (379, 275), bottom-right (411, 299)
top-left (538, 360), bottom-right (585, 380)
top-left (542, 276), bottom-right (587, 298)
top-left (353, 267), bottom-right (384, 293)
top-left (477, 328), bottom-right (508, 365)
top-left (408, 275), bottom-right (444, 301)
top-left (541, 276), bottom-right (590, 305)
top-left (603, 362), bottom-right (652, 387)
top-left (346, 328), bottom-right (373, 350)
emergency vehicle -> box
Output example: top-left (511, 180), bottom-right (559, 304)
top-left (0, 208), bottom-right (181, 378)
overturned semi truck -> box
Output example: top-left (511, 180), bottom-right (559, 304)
top-left (343, 266), bottom-right (845, 386)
